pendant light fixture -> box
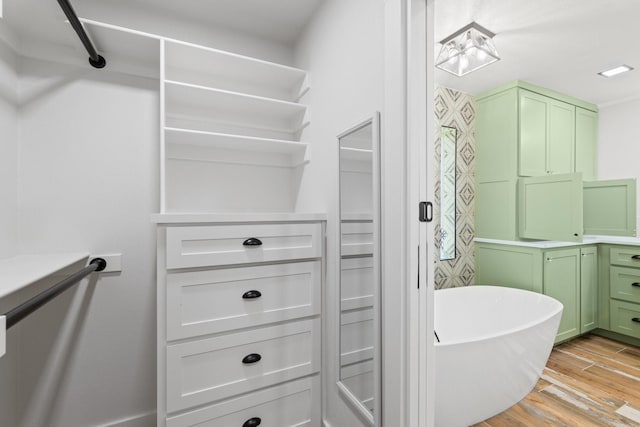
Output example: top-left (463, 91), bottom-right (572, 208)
top-left (436, 22), bottom-right (500, 77)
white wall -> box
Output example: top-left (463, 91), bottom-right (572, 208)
top-left (0, 30), bottom-right (18, 259)
top-left (598, 98), bottom-right (640, 235)
top-left (293, 0), bottom-right (384, 425)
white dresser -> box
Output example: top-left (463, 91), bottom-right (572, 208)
top-left (155, 214), bottom-right (325, 427)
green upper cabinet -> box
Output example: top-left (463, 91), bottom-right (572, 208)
top-left (518, 173), bottom-right (583, 242)
top-left (583, 179), bottom-right (637, 236)
top-left (519, 90), bottom-right (575, 177)
top-left (575, 108), bottom-right (598, 181)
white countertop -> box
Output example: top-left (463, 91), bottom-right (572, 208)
top-left (475, 235), bottom-right (640, 248)
top-left (0, 253), bottom-right (90, 300)
top-left (151, 212), bottom-right (327, 224)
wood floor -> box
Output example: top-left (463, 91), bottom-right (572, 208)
top-left (473, 334), bottom-right (640, 427)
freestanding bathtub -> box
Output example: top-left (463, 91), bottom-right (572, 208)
top-left (434, 285), bottom-right (563, 427)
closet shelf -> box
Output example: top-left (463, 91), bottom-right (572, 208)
top-left (0, 253), bottom-right (89, 300)
top-left (164, 80), bottom-right (307, 133)
top-left (164, 40), bottom-right (308, 102)
top-left (164, 127), bottom-right (309, 167)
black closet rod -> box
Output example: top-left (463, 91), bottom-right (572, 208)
top-left (4, 258), bottom-right (107, 330)
top-left (56, 0), bottom-right (106, 68)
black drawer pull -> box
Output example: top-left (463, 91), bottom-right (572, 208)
top-left (243, 418), bottom-right (262, 427)
top-left (242, 290), bottom-right (262, 299)
top-left (632, 317), bottom-right (640, 323)
top-left (243, 238), bottom-right (262, 246)
top-left (242, 353), bottom-right (262, 364)
top-left (632, 283), bottom-right (640, 287)
top-left (632, 255), bottom-right (640, 260)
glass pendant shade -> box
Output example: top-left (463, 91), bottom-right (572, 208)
top-left (436, 22), bottom-right (500, 77)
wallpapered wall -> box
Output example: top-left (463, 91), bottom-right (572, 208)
top-left (434, 86), bottom-right (476, 289)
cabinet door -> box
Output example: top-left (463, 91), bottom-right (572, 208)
top-left (575, 108), bottom-right (598, 181)
top-left (580, 246), bottom-right (598, 333)
top-left (519, 90), bottom-right (548, 176)
top-left (544, 248), bottom-right (580, 343)
top-left (475, 243), bottom-right (543, 293)
top-left (547, 99), bottom-right (575, 175)
top-left (518, 173), bottom-right (583, 242)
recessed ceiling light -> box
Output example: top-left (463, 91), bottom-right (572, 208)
top-left (598, 65), bottom-right (634, 77)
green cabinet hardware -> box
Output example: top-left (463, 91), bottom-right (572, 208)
top-left (518, 173), bottom-right (583, 242)
top-left (584, 179), bottom-right (637, 236)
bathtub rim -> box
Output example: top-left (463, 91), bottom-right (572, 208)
top-left (434, 285), bottom-right (563, 347)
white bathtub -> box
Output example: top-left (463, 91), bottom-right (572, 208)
top-left (434, 285), bottom-right (563, 427)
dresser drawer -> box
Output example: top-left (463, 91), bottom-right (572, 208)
top-left (609, 247), bottom-right (640, 268)
top-left (166, 223), bottom-right (322, 269)
top-left (610, 299), bottom-right (640, 339)
top-left (167, 262), bottom-right (321, 340)
top-left (340, 257), bottom-right (374, 311)
top-left (166, 318), bottom-right (320, 412)
top-left (341, 221), bottom-right (373, 256)
top-left (166, 376), bottom-right (320, 427)
top-left (340, 308), bottom-right (374, 366)
top-left (610, 266), bottom-right (640, 304)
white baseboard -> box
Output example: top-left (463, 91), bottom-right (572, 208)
top-left (95, 410), bottom-right (156, 427)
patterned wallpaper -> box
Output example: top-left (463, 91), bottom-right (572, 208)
top-left (434, 86), bottom-right (476, 289)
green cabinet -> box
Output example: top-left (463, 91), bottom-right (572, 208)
top-left (518, 173), bottom-right (583, 242)
top-left (475, 81), bottom-right (598, 241)
top-left (575, 108), bottom-right (598, 181)
top-left (476, 242), bottom-right (598, 343)
top-left (583, 179), bottom-right (637, 236)
top-left (519, 90), bottom-right (575, 177)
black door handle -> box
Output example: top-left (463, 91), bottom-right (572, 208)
top-left (243, 238), bottom-right (262, 246)
top-left (242, 353), bottom-right (262, 364)
top-left (632, 255), bottom-right (640, 260)
top-left (242, 290), bottom-right (262, 299)
top-left (243, 417), bottom-right (262, 427)
top-left (632, 317), bottom-right (640, 323)
top-left (632, 282), bottom-right (640, 287)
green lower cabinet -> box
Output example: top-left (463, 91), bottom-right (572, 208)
top-left (544, 248), bottom-right (581, 342)
top-left (609, 300), bottom-right (640, 339)
top-left (475, 243), bottom-right (598, 343)
top-left (580, 246), bottom-right (598, 333)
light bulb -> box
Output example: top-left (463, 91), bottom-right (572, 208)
top-left (459, 54), bottom-right (469, 69)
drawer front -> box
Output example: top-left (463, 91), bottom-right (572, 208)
top-left (610, 266), bottom-right (640, 304)
top-left (167, 262), bottom-right (321, 340)
top-left (166, 223), bottom-right (322, 269)
top-left (166, 318), bottom-right (320, 413)
top-left (340, 308), bottom-right (374, 366)
top-left (609, 247), bottom-right (640, 268)
top-left (610, 299), bottom-right (640, 339)
top-left (340, 257), bottom-right (374, 311)
top-left (341, 221), bottom-right (374, 256)
top-left (166, 376), bottom-right (320, 427)
top-left (340, 360), bottom-right (374, 412)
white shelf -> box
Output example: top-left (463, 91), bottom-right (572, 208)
top-left (0, 253), bottom-right (90, 301)
top-left (151, 212), bottom-right (327, 224)
top-left (165, 127), bottom-right (309, 167)
top-left (164, 40), bottom-right (307, 102)
top-left (164, 80), bottom-right (307, 135)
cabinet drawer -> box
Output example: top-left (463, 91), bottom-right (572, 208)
top-left (340, 308), bottom-right (374, 366)
top-left (610, 299), bottom-right (640, 339)
top-left (610, 266), bottom-right (640, 304)
top-left (166, 223), bottom-right (322, 269)
top-left (609, 247), bottom-right (640, 268)
top-left (166, 318), bottom-right (320, 412)
top-left (167, 262), bottom-right (321, 340)
top-left (341, 221), bottom-right (373, 256)
top-left (340, 257), bottom-right (374, 311)
top-left (166, 376), bottom-right (320, 427)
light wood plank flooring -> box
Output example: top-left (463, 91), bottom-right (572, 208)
top-left (473, 334), bottom-right (640, 426)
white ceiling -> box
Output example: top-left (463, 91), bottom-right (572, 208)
top-left (435, 0), bottom-right (640, 106)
